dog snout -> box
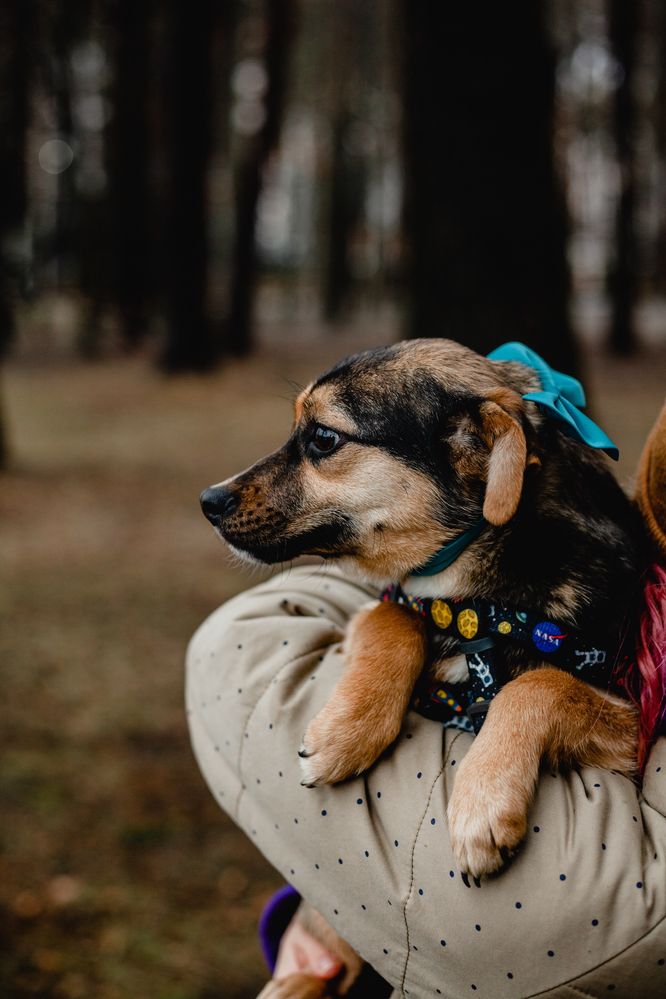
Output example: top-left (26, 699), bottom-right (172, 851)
top-left (199, 485), bottom-right (239, 524)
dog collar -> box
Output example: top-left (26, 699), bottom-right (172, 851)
top-left (489, 341), bottom-right (619, 460)
top-left (382, 585), bottom-right (616, 734)
top-left (411, 518), bottom-right (486, 577)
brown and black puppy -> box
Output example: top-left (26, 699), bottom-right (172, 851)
top-left (201, 339), bottom-right (642, 880)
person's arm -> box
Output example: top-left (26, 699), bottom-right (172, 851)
top-left (187, 564), bottom-right (666, 997)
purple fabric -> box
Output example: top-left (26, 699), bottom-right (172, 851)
top-left (258, 884), bottom-right (301, 972)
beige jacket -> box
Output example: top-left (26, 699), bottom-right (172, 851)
top-left (187, 402), bottom-right (666, 998)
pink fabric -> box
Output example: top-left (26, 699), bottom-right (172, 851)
top-left (637, 563), bottom-right (666, 770)
top-left (621, 563), bottom-right (666, 772)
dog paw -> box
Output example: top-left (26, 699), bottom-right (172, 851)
top-left (447, 758), bottom-right (528, 877)
top-left (298, 704), bottom-right (387, 786)
top-left (256, 973), bottom-right (328, 999)
top-left (436, 653), bottom-right (469, 684)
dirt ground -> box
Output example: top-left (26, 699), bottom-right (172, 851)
top-left (1, 334), bottom-right (665, 999)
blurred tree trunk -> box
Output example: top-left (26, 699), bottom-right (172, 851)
top-left (322, 111), bottom-right (365, 322)
top-left (160, 0), bottom-right (219, 372)
top-left (49, 3), bottom-right (79, 287)
top-left (320, 0), bottom-right (365, 324)
top-left (0, 390), bottom-right (7, 470)
top-left (653, 1), bottom-right (666, 293)
top-left (0, 0), bottom-right (32, 467)
top-left (225, 0), bottom-right (295, 357)
top-left (400, 0), bottom-right (577, 372)
top-left (103, 0), bottom-right (152, 353)
top-left (0, 0), bottom-right (30, 354)
top-left (607, 0), bottom-right (639, 355)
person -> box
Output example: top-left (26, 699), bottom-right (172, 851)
top-left (186, 401), bottom-right (666, 999)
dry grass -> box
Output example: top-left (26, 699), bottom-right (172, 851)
top-left (0, 337), bottom-right (664, 998)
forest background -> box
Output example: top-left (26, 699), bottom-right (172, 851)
top-left (1, 1), bottom-right (666, 997)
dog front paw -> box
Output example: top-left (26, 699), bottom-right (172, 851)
top-left (298, 702), bottom-right (391, 787)
top-left (447, 756), bottom-right (529, 877)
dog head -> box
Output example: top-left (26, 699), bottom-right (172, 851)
top-left (201, 339), bottom-right (541, 583)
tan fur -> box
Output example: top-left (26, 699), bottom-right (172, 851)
top-left (373, 339), bottom-right (517, 396)
top-left (447, 667), bottom-right (637, 876)
top-left (293, 389), bottom-right (308, 425)
top-left (290, 445), bottom-right (454, 582)
top-left (229, 395), bottom-right (454, 580)
top-left (478, 393), bottom-right (528, 526)
top-left (404, 551), bottom-right (478, 600)
top-left (299, 383), bottom-right (359, 437)
top-left (435, 652), bottom-right (470, 684)
top-left (384, 340), bottom-right (544, 404)
top-left (546, 581), bottom-right (592, 623)
top-left (299, 602), bottom-right (427, 786)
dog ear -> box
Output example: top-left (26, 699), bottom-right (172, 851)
top-left (478, 388), bottom-right (527, 525)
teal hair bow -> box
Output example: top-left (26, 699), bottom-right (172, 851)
top-left (488, 341), bottom-right (619, 460)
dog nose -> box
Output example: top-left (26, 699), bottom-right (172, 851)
top-left (199, 486), bottom-right (239, 523)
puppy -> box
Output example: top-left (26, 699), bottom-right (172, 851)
top-left (201, 339), bottom-right (643, 990)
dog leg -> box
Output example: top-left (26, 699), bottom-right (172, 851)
top-left (299, 601), bottom-right (427, 786)
top-left (447, 667), bottom-right (637, 877)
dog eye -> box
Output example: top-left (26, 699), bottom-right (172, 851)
top-left (309, 426), bottom-right (341, 457)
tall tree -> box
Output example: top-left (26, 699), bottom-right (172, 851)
top-left (652, 0), bottom-right (666, 295)
top-left (160, 0), bottom-right (218, 372)
top-left (607, 0), bottom-right (639, 354)
top-left (0, 0), bottom-right (32, 466)
top-left (47, 1), bottom-right (88, 287)
top-left (400, 1), bottom-right (577, 372)
top-left (319, 0), bottom-right (366, 324)
top-left (225, 0), bottom-right (295, 357)
top-left (105, 0), bottom-right (152, 350)
top-left (322, 110), bottom-right (365, 322)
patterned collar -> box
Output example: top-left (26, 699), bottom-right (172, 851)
top-left (381, 584), bottom-right (617, 733)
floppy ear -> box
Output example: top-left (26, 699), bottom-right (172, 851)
top-left (478, 389), bottom-right (527, 525)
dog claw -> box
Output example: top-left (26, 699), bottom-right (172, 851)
top-left (298, 743), bottom-right (312, 758)
top-left (473, 876), bottom-right (481, 888)
top-left (461, 871), bottom-right (471, 888)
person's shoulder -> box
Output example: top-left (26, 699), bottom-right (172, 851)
top-left (636, 398), bottom-right (666, 560)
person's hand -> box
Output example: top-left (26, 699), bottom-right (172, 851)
top-left (274, 916), bottom-right (343, 982)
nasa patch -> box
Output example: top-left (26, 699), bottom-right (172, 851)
top-left (532, 620), bottom-right (567, 653)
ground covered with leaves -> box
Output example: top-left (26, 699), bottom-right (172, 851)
top-left (1, 338), bottom-right (664, 998)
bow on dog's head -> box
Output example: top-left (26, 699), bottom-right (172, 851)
top-left (200, 339), bottom-right (559, 583)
